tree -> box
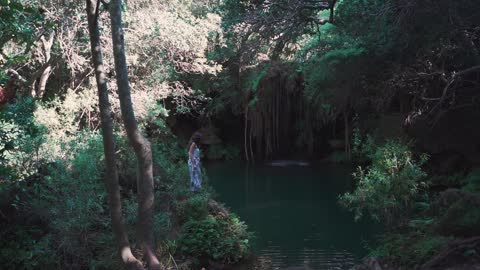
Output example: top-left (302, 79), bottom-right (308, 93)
top-left (109, 0), bottom-right (161, 269)
top-left (0, 1), bottom-right (49, 97)
top-left (221, 0), bottom-right (337, 60)
top-left (85, 1), bottom-right (144, 269)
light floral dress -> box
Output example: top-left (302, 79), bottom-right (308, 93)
top-left (188, 143), bottom-right (202, 192)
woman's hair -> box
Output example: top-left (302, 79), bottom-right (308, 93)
top-left (188, 132), bottom-right (202, 149)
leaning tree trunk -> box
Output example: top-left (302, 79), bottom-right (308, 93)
top-left (31, 31), bottom-right (55, 98)
top-left (109, 1), bottom-right (161, 269)
top-left (85, 1), bottom-right (144, 269)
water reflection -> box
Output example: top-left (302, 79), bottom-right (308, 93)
top-left (206, 161), bottom-right (378, 270)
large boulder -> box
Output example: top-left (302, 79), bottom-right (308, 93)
top-left (434, 189), bottom-right (480, 238)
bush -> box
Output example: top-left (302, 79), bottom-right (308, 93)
top-left (0, 130), bottom-right (122, 270)
top-left (175, 193), bottom-right (210, 223)
top-left (0, 98), bottom-right (44, 188)
top-left (340, 139), bottom-right (428, 224)
top-left (0, 96), bottom-right (126, 269)
top-left (178, 213), bottom-right (251, 264)
top-left (30, 132), bottom-right (120, 269)
top-left (0, 226), bottom-right (57, 270)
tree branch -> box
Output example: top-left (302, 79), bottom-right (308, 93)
top-left (429, 65), bottom-right (480, 114)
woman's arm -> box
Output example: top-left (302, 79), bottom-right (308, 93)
top-left (188, 142), bottom-right (196, 160)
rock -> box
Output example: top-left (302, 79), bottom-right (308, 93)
top-left (434, 191), bottom-right (480, 237)
top-left (177, 259), bottom-right (194, 270)
top-left (366, 257), bottom-right (383, 270)
top-left (354, 257), bottom-right (384, 270)
top-left (267, 160), bottom-right (309, 167)
top-left (280, 267), bottom-right (312, 270)
top-left (207, 199), bottom-right (229, 216)
top-left (436, 189), bottom-right (480, 208)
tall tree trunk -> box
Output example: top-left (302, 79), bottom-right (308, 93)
top-left (109, 1), bottom-right (161, 269)
top-left (85, 1), bottom-right (144, 269)
top-left (344, 109), bottom-right (351, 160)
top-left (244, 105), bottom-right (250, 163)
top-left (329, 0), bottom-right (338, 23)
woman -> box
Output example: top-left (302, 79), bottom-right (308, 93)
top-left (188, 132), bottom-right (202, 192)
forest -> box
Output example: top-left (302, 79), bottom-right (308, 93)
top-left (1, 0), bottom-right (479, 269)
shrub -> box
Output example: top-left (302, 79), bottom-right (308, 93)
top-left (154, 212), bottom-right (173, 239)
top-left (29, 132), bottom-right (119, 269)
top-left (178, 213), bottom-right (251, 264)
top-left (340, 139), bottom-right (428, 224)
top-left (351, 126), bottom-right (376, 163)
top-left (0, 130), bottom-right (122, 270)
top-left (0, 98), bottom-right (44, 188)
top-left (0, 226), bottom-right (57, 270)
top-left (175, 193), bottom-right (210, 223)
top-left (151, 135), bottom-right (191, 197)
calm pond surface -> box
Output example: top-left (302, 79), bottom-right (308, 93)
top-left (206, 161), bottom-right (379, 270)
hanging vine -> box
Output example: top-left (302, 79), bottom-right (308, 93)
top-left (243, 61), bottom-right (306, 161)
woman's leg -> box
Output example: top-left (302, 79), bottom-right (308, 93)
top-left (188, 162), bottom-right (195, 191)
top-left (193, 168), bottom-right (202, 192)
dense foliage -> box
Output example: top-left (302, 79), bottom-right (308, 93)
top-left (340, 138), bottom-right (428, 224)
top-left (1, 0), bottom-right (480, 268)
top-left (0, 1), bottom-right (250, 269)
top-left (0, 91), bottom-right (251, 269)
top-left (177, 194), bottom-right (251, 264)
top-left (0, 96), bottom-right (120, 269)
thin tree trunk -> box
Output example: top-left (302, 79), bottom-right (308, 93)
top-left (244, 105), bottom-right (250, 162)
top-left (108, 1), bottom-right (160, 269)
top-left (85, 1), bottom-right (144, 269)
top-left (249, 109), bottom-right (255, 163)
top-left (344, 110), bottom-right (351, 160)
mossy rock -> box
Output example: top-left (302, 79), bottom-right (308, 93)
top-left (435, 197), bottom-right (480, 237)
top-left (370, 233), bottom-right (450, 267)
top-left (463, 169), bottom-right (480, 194)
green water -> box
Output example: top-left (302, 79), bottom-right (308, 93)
top-left (206, 161), bottom-right (379, 270)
